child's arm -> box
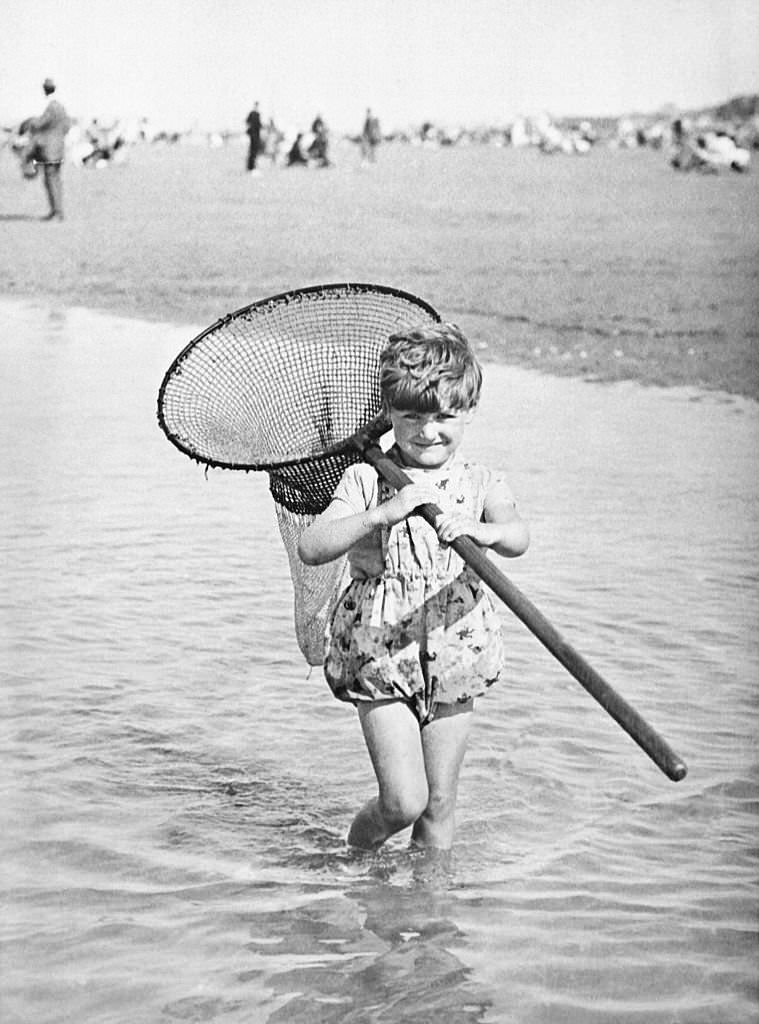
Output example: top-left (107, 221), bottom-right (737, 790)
top-left (435, 485), bottom-right (530, 559)
top-left (298, 482), bottom-right (440, 565)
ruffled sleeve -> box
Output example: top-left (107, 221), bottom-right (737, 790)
top-left (330, 462), bottom-right (379, 513)
top-left (330, 464), bottom-right (384, 579)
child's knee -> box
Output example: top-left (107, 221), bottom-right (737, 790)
top-left (379, 783), bottom-right (429, 829)
top-left (421, 788), bottom-right (456, 825)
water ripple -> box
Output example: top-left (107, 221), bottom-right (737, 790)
top-left (2, 300), bottom-right (757, 1023)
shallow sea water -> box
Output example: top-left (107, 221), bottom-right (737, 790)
top-left (1, 298), bottom-right (757, 1023)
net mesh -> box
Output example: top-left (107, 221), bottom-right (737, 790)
top-left (274, 503), bottom-right (352, 663)
top-left (157, 283), bottom-right (441, 664)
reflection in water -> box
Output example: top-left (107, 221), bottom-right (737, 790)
top-left (247, 849), bottom-right (491, 1024)
top-left (196, 766), bottom-right (493, 1022)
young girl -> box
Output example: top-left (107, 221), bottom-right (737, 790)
top-left (298, 323), bottom-right (529, 852)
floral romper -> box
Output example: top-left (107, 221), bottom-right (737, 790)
top-left (324, 447), bottom-right (508, 724)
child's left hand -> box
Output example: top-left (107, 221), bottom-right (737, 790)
top-left (434, 503), bottom-right (530, 558)
top-left (434, 511), bottom-right (487, 547)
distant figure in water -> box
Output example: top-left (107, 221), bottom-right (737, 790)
top-left (298, 324), bottom-right (529, 852)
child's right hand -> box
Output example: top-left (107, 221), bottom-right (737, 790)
top-left (377, 483), bottom-right (441, 527)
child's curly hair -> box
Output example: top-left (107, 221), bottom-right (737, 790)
top-left (379, 323), bottom-right (482, 412)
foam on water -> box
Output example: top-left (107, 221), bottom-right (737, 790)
top-left (1, 299), bottom-right (757, 1023)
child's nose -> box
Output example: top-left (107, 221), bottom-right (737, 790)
top-left (420, 419), bottom-right (439, 438)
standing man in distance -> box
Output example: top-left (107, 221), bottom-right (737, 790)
top-left (27, 78), bottom-right (71, 221)
top-left (245, 101), bottom-right (262, 174)
top-left (361, 107), bottom-right (381, 164)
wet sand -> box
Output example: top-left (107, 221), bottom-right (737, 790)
top-left (1, 139), bottom-right (757, 398)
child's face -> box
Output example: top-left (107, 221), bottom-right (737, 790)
top-left (389, 405), bottom-right (473, 469)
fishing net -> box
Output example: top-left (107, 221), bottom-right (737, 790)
top-left (158, 283), bottom-right (441, 663)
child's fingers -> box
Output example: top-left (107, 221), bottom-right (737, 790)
top-left (434, 513), bottom-right (473, 543)
top-left (382, 484), bottom-right (440, 524)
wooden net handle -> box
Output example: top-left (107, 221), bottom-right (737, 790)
top-left (360, 442), bottom-right (687, 782)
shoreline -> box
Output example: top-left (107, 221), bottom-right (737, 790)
top-left (2, 142), bottom-right (756, 399)
top-left (4, 292), bottom-right (754, 410)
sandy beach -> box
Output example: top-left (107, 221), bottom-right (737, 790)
top-left (1, 137), bottom-right (757, 398)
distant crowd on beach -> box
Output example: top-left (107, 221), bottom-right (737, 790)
top-left (2, 99), bottom-right (386, 179)
top-left (242, 102), bottom-right (382, 173)
top-left (396, 110), bottom-right (756, 172)
top-left (4, 85), bottom-right (757, 186)
top-left (667, 118), bottom-right (751, 173)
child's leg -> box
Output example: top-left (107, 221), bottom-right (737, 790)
top-left (348, 699), bottom-right (429, 850)
top-left (411, 700), bottom-right (473, 850)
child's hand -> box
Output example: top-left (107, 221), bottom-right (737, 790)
top-left (434, 511), bottom-right (487, 547)
top-left (378, 483), bottom-right (441, 527)
top-left (436, 506), bottom-right (530, 557)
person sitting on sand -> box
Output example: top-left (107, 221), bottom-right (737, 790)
top-left (308, 114), bottom-right (330, 167)
top-left (286, 133), bottom-right (309, 167)
top-left (670, 119), bottom-right (750, 174)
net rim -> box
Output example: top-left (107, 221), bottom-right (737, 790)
top-left (156, 282), bottom-right (441, 472)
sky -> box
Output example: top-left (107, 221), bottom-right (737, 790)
top-left (2, 0), bottom-right (758, 133)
